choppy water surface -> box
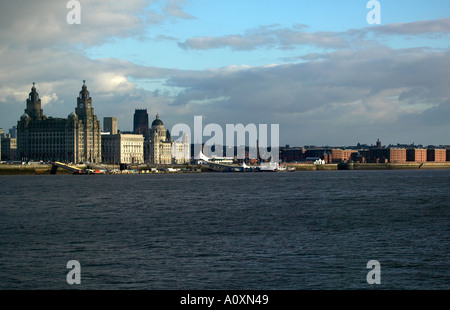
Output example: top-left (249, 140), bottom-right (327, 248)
top-left (0, 170), bottom-right (448, 289)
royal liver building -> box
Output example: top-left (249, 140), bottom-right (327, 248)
top-left (17, 82), bottom-right (101, 163)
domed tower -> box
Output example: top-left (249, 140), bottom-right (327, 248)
top-left (151, 113), bottom-right (167, 141)
top-left (149, 113), bottom-right (173, 164)
top-left (25, 83), bottom-right (43, 120)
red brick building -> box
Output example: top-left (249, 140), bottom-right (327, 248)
top-left (427, 149), bottom-right (446, 162)
top-left (389, 148), bottom-right (407, 163)
top-left (406, 148), bottom-right (427, 162)
top-left (368, 148), bottom-right (406, 163)
top-left (331, 149), bottom-right (357, 163)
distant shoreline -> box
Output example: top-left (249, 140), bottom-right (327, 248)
top-left (1, 162), bottom-right (450, 175)
top-left (287, 162), bottom-right (450, 171)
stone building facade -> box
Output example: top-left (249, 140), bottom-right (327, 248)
top-left (17, 82), bottom-right (101, 163)
top-left (102, 133), bottom-right (144, 164)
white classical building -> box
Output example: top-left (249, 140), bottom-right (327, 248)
top-left (147, 114), bottom-right (173, 165)
top-left (102, 133), bottom-right (144, 164)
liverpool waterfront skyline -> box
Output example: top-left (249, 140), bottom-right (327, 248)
top-left (0, 1), bottom-right (449, 147)
top-left (0, 80), bottom-right (450, 160)
top-left (1, 82), bottom-right (449, 154)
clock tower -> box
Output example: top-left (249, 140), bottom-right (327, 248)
top-left (72, 80), bottom-right (102, 163)
top-left (25, 82), bottom-right (43, 120)
top-left (76, 80), bottom-right (94, 119)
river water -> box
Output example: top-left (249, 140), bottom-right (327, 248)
top-left (0, 170), bottom-right (448, 289)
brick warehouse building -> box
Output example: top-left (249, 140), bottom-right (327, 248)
top-left (369, 148), bottom-right (406, 163)
top-left (427, 149), bottom-right (447, 162)
top-left (388, 148), bottom-right (407, 163)
top-left (331, 149), bottom-right (358, 163)
top-left (406, 148), bottom-right (427, 162)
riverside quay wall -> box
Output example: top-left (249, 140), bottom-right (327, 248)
top-left (0, 163), bottom-right (200, 175)
top-left (0, 164), bottom-right (78, 175)
top-left (2, 162), bottom-right (450, 175)
top-left (287, 162), bottom-right (450, 171)
top-left (336, 162), bottom-right (450, 170)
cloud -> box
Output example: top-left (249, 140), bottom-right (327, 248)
top-left (365, 17), bottom-right (450, 36)
top-left (40, 92), bottom-right (59, 106)
top-left (0, 0), bottom-right (448, 146)
top-left (179, 24), bottom-right (349, 51)
top-left (155, 34), bottom-right (179, 41)
top-left (1, 40), bottom-right (448, 145)
top-left (0, 0), bottom-right (196, 48)
top-left (179, 18), bottom-right (450, 52)
top-left (0, 43), bottom-right (182, 131)
top-left (163, 47), bottom-right (450, 145)
top-left (164, 0), bottom-right (195, 19)
top-left (0, 0), bottom-right (151, 48)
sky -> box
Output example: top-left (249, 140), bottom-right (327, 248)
top-left (0, 0), bottom-right (449, 147)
